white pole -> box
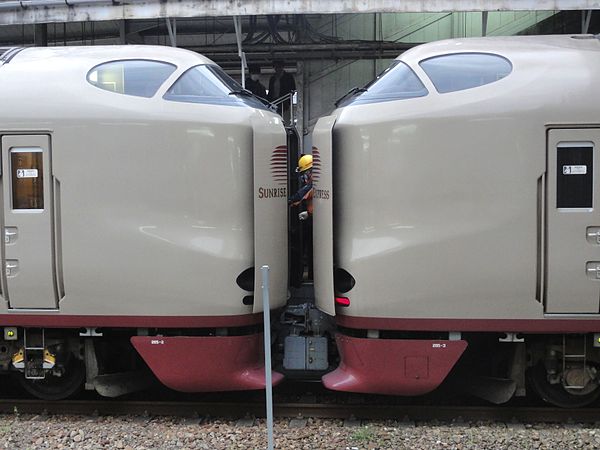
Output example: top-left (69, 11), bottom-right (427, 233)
top-left (165, 18), bottom-right (176, 47)
top-left (233, 16), bottom-right (247, 88)
top-left (261, 265), bottom-right (274, 450)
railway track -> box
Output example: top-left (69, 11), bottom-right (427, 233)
top-left (1, 399), bottom-right (600, 423)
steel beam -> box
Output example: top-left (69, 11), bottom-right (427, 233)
top-left (194, 41), bottom-right (417, 67)
top-left (0, 0), bottom-right (598, 26)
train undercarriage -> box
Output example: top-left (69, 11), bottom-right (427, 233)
top-left (2, 318), bottom-right (600, 409)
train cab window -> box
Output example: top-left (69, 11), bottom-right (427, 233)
top-left (87, 60), bottom-right (176, 98)
top-left (11, 149), bottom-right (43, 210)
top-left (337, 61), bottom-right (428, 107)
top-left (164, 64), bottom-right (267, 109)
top-left (419, 53), bottom-right (512, 94)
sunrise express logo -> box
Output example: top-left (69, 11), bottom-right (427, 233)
top-left (257, 146), bottom-right (287, 199)
top-left (312, 147), bottom-right (330, 200)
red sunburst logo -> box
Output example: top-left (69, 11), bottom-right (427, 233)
top-left (271, 146), bottom-right (287, 186)
top-left (312, 147), bottom-right (321, 182)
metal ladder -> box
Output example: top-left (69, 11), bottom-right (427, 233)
top-left (562, 334), bottom-right (587, 389)
top-left (23, 328), bottom-right (47, 380)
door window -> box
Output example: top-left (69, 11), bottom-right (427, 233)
top-left (556, 144), bottom-right (594, 209)
top-left (11, 149), bottom-right (44, 210)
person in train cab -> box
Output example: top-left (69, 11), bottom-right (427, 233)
top-left (268, 60), bottom-right (296, 102)
top-left (289, 154), bottom-right (314, 279)
top-left (268, 60), bottom-right (296, 119)
top-left (245, 65), bottom-right (267, 99)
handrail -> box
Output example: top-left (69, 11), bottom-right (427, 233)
top-left (270, 90), bottom-right (296, 128)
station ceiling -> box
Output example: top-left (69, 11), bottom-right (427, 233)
top-left (0, 2), bottom-right (597, 68)
top-left (0, 0), bottom-right (598, 25)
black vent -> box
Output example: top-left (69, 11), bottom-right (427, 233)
top-left (236, 267), bottom-right (255, 291)
top-left (334, 268), bottom-right (356, 293)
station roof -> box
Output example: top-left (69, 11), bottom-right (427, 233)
top-left (0, 0), bottom-right (597, 26)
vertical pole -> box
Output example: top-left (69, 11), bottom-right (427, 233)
top-left (261, 265), bottom-right (274, 450)
top-left (296, 61), bottom-right (305, 150)
top-left (582, 10), bottom-right (592, 34)
top-left (233, 16), bottom-right (247, 88)
top-left (166, 18), bottom-right (177, 47)
top-left (289, 91), bottom-right (295, 126)
top-left (482, 11), bottom-right (488, 37)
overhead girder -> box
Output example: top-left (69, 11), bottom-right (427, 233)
top-left (0, 14), bottom-right (416, 65)
top-left (0, 0), bottom-right (598, 26)
top-left (197, 42), bottom-right (417, 67)
top-left (0, 15), bottom-right (320, 47)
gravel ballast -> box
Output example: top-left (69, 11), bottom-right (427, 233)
top-left (0, 414), bottom-right (599, 449)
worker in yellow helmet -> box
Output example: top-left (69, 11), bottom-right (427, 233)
top-left (289, 154), bottom-right (314, 280)
top-left (289, 154), bottom-right (314, 220)
top-left (296, 153), bottom-right (313, 174)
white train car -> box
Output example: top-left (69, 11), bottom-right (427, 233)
top-left (0, 46), bottom-right (288, 399)
top-left (313, 35), bottom-right (600, 407)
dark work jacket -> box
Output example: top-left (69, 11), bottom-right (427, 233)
top-left (268, 72), bottom-right (296, 102)
top-left (245, 79), bottom-right (267, 99)
top-left (289, 182), bottom-right (313, 215)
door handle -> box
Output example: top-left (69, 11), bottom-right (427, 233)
top-left (4, 227), bottom-right (17, 244)
top-left (5, 260), bottom-right (18, 277)
top-left (586, 227), bottom-right (600, 245)
top-left (586, 262), bottom-right (600, 280)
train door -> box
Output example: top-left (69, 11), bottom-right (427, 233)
top-left (546, 128), bottom-right (600, 314)
top-left (1, 135), bottom-right (58, 309)
top-left (312, 116), bottom-right (336, 316)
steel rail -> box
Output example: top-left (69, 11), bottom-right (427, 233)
top-left (1, 399), bottom-right (600, 423)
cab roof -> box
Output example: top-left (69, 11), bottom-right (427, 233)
top-left (5, 45), bottom-right (214, 68)
top-left (400, 34), bottom-right (600, 64)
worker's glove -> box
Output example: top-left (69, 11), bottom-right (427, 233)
top-left (298, 211), bottom-right (309, 221)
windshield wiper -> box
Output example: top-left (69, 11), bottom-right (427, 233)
top-left (230, 89), bottom-right (277, 111)
top-left (334, 87), bottom-right (367, 107)
top-left (229, 89), bottom-right (254, 97)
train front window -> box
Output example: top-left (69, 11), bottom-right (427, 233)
top-left (164, 65), bottom-right (267, 109)
top-left (337, 61), bottom-right (428, 107)
top-left (419, 53), bottom-right (512, 94)
top-left (87, 60), bottom-right (176, 98)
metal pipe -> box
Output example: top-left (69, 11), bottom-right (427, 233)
top-left (0, 0), bottom-right (110, 11)
top-left (165, 17), bottom-right (176, 47)
top-left (261, 265), bottom-right (274, 450)
top-left (582, 10), bottom-right (592, 34)
top-left (482, 11), bottom-right (488, 36)
top-left (233, 15), bottom-right (246, 88)
top-left (0, 2), bottom-right (21, 9)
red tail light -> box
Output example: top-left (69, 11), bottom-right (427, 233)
top-left (335, 297), bottom-right (350, 307)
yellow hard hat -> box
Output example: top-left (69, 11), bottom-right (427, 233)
top-left (296, 154), bottom-right (313, 173)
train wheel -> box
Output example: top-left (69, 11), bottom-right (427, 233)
top-left (528, 362), bottom-right (600, 408)
top-left (16, 356), bottom-right (85, 400)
